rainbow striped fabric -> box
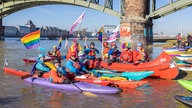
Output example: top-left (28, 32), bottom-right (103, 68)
top-left (21, 30), bottom-right (40, 49)
top-left (98, 26), bottom-right (104, 42)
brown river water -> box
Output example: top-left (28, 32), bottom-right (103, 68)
top-left (0, 39), bottom-right (191, 108)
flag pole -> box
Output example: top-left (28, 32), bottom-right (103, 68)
top-left (101, 25), bottom-right (104, 60)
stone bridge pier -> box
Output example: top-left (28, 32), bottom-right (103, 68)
top-left (0, 18), bottom-right (4, 40)
top-left (120, 0), bottom-right (153, 49)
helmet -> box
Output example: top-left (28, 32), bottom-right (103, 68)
top-left (111, 42), bottom-right (116, 46)
top-left (38, 54), bottom-right (45, 59)
top-left (53, 46), bottom-right (57, 48)
top-left (90, 42), bottom-right (95, 46)
top-left (137, 42), bottom-right (142, 47)
top-left (103, 42), bottom-right (108, 47)
top-left (70, 52), bottom-right (76, 57)
top-left (54, 59), bottom-right (61, 63)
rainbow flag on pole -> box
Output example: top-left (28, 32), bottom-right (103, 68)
top-left (21, 30), bottom-right (40, 49)
top-left (98, 26), bottom-right (104, 42)
top-left (57, 36), bottom-right (62, 50)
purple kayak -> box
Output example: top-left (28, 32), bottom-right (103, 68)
top-left (24, 77), bottom-right (122, 94)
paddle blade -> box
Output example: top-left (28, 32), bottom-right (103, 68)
top-left (21, 74), bottom-right (32, 80)
top-left (83, 92), bottom-right (97, 97)
top-left (39, 46), bottom-right (46, 53)
top-left (44, 62), bottom-right (56, 71)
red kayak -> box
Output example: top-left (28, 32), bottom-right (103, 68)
top-left (3, 67), bottom-right (49, 78)
top-left (23, 56), bottom-right (54, 63)
top-left (87, 52), bottom-right (179, 80)
top-left (3, 68), bottom-right (148, 88)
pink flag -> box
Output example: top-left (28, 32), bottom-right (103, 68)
top-left (107, 25), bottom-right (119, 43)
top-left (70, 11), bottom-right (85, 34)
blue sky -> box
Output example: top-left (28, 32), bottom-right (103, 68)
top-left (3, 0), bottom-right (192, 35)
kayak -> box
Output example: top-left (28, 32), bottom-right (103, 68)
top-left (3, 67), bottom-right (49, 78)
top-left (87, 52), bottom-right (179, 80)
top-left (178, 80), bottom-right (192, 92)
top-left (169, 54), bottom-right (192, 57)
top-left (176, 56), bottom-right (192, 61)
top-left (174, 95), bottom-right (192, 107)
top-left (24, 77), bottom-right (122, 94)
top-left (22, 55), bottom-right (66, 63)
top-left (75, 75), bottom-right (148, 88)
top-left (23, 56), bottom-right (54, 63)
top-left (99, 71), bottom-right (154, 81)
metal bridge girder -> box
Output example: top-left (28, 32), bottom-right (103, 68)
top-left (149, 0), bottom-right (192, 19)
top-left (0, 0), bottom-right (121, 18)
top-left (104, 0), bottom-right (113, 9)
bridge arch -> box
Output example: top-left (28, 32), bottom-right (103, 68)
top-left (0, 0), bottom-right (121, 18)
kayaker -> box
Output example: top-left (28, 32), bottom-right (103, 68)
top-left (120, 42), bottom-right (133, 63)
top-left (49, 59), bottom-right (73, 84)
top-left (66, 52), bottom-right (89, 75)
top-left (102, 42), bottom-right (109, 61)
top-left (85, 42), bottom-right (99, 60)
top-left (133, 43), bottom-right (149, 63)
top-left (187, 33), bottom-right (192, 46)
top-left (66, 42), bottom-right (82, 60)
top-left (176, 33), bottom-right (182, 48)
top-left (108, 42), bottom-right (121, 65)
top-left (48, 46), bottom-right (62, 57)
top-left (35, 54), bottom-right (51, 77)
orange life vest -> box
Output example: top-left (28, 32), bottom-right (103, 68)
top-left (88, 48), bottom-right (96, 56)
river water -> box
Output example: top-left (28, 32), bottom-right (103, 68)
top-left (0, 39), bottom-right (190, 108)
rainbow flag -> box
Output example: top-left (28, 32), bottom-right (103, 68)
top-left (57, 36), bottom-right (62, 50)
top-left (21, 30), bottom-right (40, 49)
top-left (98, 26), bottom-right (104, 42)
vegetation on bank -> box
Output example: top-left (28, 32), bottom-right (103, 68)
top-left (153, 39), bottom-right (188, 48)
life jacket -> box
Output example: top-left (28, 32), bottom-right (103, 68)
top-left (122, 51), bottom-right (129, 61)
top-left (88, 48), bottom-right (96, 56)
top-left (103, 47), bottom-right (109, 59)
top-left (177, 36), bottom-right (182, 41)
top-left (111, 49), bottom-right (118, 59)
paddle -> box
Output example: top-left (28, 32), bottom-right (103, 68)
top-left (21, 62), bottom-right (38, 79)
top-left (69, 80), bottom-right (97, 97)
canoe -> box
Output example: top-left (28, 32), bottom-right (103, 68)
top-left (24, 77), bottom-right (122, 94)
top-left (178, 80), bottom-right (192, 92)
top-left (75, 76), bottom-right (148, 88)
top-left (87, 52), bottom-right (179, 80)
top-left (98, 71), bottom-right (154, 81)
top-left (174, 95), bottom-right (192, 107)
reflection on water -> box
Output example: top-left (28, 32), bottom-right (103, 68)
top-left (0, 39), bottom-right (190, 108)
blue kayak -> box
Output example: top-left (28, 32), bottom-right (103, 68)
top-left (174, 95), bottom-right (192, 107)
top-left (24, 77), bottom-right (122, 94)
top-left (91, 69), bottom-right (154, 81)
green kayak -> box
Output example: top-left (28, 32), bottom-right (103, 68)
top-left (178, 80), bottom-right (192, 92)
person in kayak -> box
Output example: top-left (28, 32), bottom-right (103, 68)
top-left (66, 52), bottom-right (89, 75)
top-left (48, 46), bottom-right (62, 57)
top-left (85, 42), bottom-right (99, 60)
top-left (66, 42), bottom-right (82, 60)
top-left (35, 54), bottom-right (51, 77)
top-left (102, 42), bottom-right (109, 61)
top-left (133, 42), bottom-right (149, 64)
top-left (49, 59), bottom-right (74, 84)
top-left (108, 42), bottom-right (121, 65)
top-left (176, 33), bottom-right (182, 48)
top-left (120, 42), bottom-right (133, 63)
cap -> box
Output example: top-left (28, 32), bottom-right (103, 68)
top-left (103, 42), bottom-right (108, 47)
top-left (54, 59), bottom-right (61, 63)
top-left (70, 52), bottom-right (76, 57)
top-left (38, 54), bottom-right (45, 59)
top-left (90, 42), bottom-right (95, 46)
top-left (53, 46), bottom-right (57, 48)
top-left (137, 42), bottom-right (142, 47)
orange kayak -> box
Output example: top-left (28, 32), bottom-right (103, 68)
top-left (3, 67), bottom-right (49, 78)
top-left (75, 75), bottom-right (148, 88)
top-left (87, 52), bottom-right (179, 80)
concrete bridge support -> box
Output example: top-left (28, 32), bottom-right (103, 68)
top-left (0, 18), bottom-right (4, 40)
top-left (120, 0), bottom-right (153, 49)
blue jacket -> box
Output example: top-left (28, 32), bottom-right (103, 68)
top-left (85, 48), bottom-right (99, 59)
top-left (108, 48), bottom-right (121, 56)
top-left (66, 59), bottom-right (86, 74)
top-left (35, 60), bottom-right (50, 72)
top-left (57, 66), bottom-right (67, 76)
